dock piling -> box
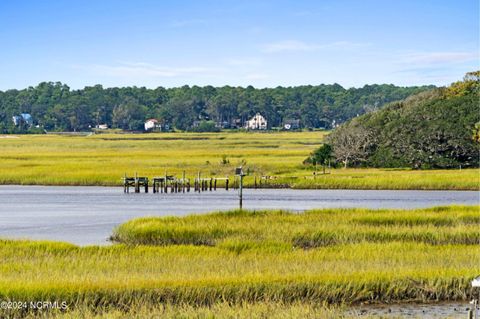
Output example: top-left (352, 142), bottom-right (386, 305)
top-left (124, 171), bottom-right (243, 196)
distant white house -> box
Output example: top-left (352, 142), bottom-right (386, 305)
top-left (144, 119), bottom-right (159, 131)
top-left (145, 119), bottom-right (170, 132)
top-left (96, 124), bottom-right (108, 130)
top-left (245, 113), bottom-right (267, 130)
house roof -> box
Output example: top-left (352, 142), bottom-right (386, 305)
top-left (145, 119), bottom-right (159, 123)
top-left (249, 113), bottom-right (266, 119)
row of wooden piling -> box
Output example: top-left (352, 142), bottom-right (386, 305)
top-left (123, 173), bottom-right (232, 193)
top-left (123, 175), bottom-right (149, 193)
top-left (195, 178), bottom-right (229, 192)
top-left (122, 172), bottom-right (282, 194)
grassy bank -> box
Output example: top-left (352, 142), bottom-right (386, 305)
top-left (0, 132), bottom-right (478, 190)
top-left (111, 205), bottom-right (480, 247)
top-left (0, 206), bottom-right (478, 318)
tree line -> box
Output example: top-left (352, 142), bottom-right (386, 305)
top-left (0, 82), bottom-right (431, 133)
top-left (311, 71), bottom-right (480, 169)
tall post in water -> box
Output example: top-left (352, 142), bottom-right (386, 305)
top-left (235, 167), bottom-right (245, 210)
top-left (182, 170), bottom-right (186, 193)
top-left (197, 171), bottom-right (201, 193)
top-left (239, 173), bottom-right (243, 209)
top-left (164, 170), bottom-right (167, 193)
top-left (135, 172), bottom-right (139, 193)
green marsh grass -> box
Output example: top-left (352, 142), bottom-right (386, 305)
top-left (0, 132), bottom-right (478, 190)
top-left (0, 241), bottom-right (478, 306)
top-left (0, 206), bottom-right (479, 317)
top-left (111, 205), bottom-right (480, 247)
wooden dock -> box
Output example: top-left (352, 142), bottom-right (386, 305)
top-left (152, 175), bottom-right (191, 193)
top-left (123, 172), bottom-right (231, 194)
top-left (123, 167), bottom-right (248, 209)
top-left (123, 173), bottom-right (149, 193)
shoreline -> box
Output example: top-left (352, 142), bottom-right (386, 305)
top-left (0, 182), bottom-right (478, 191)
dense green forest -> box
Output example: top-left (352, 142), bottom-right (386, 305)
top-left (0, 82), bottom-right (431, 133)
top-left (324, 71), bottom-right (480, 169)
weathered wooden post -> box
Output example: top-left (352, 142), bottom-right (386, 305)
top-left (209, 178), bottom-right (213, 191)
top-left (225, 177), bottom-right (229, 191)
top-left (164, 171), bottom-right (168, 193)
top-left (214, 178), bottom-right (217, 191)
top-left (182, 171), bottom-right (186, 193)
top-left (145, 178), bottom-right (148, 193)
top-left (134, 172), bottom-right (139, 193)
top-left (239, 175), bottom-right (243, 208)
top-left (254, 175), bottom-right (257, 189)
top-left (235, 167), bottom-right (245, 209)
top-left (197, 172), bottom-right (201, 193)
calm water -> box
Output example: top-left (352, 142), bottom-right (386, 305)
top-left (0, 185), bottom-right (478, 245)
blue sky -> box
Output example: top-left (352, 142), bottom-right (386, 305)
top-left (0, 0), bottom-right (478, 90)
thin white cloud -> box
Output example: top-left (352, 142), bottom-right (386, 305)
top-left (261, 40), bottom-right (369, 53)
top-left (72, 62), bottom-right (218, 78)
top-left (401, 51), bottom-right (478, 64)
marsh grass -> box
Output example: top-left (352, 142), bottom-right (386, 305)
top-left (0, 240), bottom-right (478, 307)
top-left (15, 302), bottom-right (346, 319)
top-left (0, 132), bottom-right (477, 190)
top-left (112, 205), bottom-right (480, 247)
top-left (0, 206), bottom-right (479, 317)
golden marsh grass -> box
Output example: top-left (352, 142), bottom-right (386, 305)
top-left (0, 206), bottom-right (478, 318)
top-left (0, 132), bottom-right (478, 190)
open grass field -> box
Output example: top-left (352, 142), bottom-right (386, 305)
top-left (0, 132), bottom-right (478, 190)
top-left (1, 206), bottom-right (478, 318)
